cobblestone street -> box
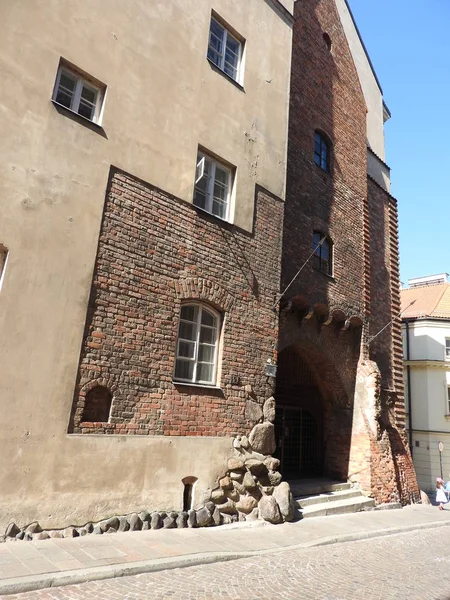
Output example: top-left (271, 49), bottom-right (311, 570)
top-left (5, 527), bottom-right (450, 600)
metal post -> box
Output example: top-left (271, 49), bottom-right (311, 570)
top-left (439, 441), bottom-right (444, 481)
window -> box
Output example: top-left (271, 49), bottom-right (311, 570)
top-left (207, 16), bottom-right (243, 83)
top-left (446, 339), bottom-right (450, 360)
top-left (0, 245), bottom-right (8, 292)
top-left (174, 304), bottom-right (220, 385)
top-left (81, 386), bottom-right (112, 422)
top-left (314, 132), bottom-right (330, 171)
top-left (194, 152), bottom-right (232, 221)
top-left (53, 63), bottom-right (105, 124)
top-left (323, 33), bottom-right (332, 51)
top-left (313, 232), bottom-right (332, 276)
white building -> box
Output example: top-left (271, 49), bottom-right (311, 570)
top-left (401, 274), bottom-right (450, 492)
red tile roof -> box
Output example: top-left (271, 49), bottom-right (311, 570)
top-left (401, 283), bottom-right (450, 320)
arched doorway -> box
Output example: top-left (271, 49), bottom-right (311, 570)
top-left (274, 346), bottom-right (325, 478)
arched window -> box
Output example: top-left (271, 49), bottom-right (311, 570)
top-left (323, 32), bottom-right (332, 51)
top-left (81, 386), bottom-right (112, 422)
top-left (174, 304), bottom-right (220, 385)
top-left (314, 131), bottom-right (331, 172)
top-left (313, 232), bottom-right (332, 276)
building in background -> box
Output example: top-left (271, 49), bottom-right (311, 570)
top-left (401, 274), bottom-right (450, 492)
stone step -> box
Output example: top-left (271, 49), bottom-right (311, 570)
top-left (297, 495), bottom-right (376, 519)
top-left (295, 488), bottom-right (363, 508)
top-left (288, 479), bottom-right (352, 498)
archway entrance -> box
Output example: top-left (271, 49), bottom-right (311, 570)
top-left (274, 346), bottom-right (325, 478)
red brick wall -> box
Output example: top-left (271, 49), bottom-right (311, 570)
top-left (283, 0), bottom-right (368, 317)
top-left (69, 170), bottom-right (284, 436)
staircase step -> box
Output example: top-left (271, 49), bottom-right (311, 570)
top-left (295, 488), bottom-right (363, 508)
top-left (289, 479), bottom-right (352, 497)
top-left (298, 495), bottom-right (376, 519)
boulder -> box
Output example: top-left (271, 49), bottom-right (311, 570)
top-left (258, 496), bottom-right (282, 524)
top-left (15, 531), bottom-right (25, 541)
top-left (233, 438), bottom-right (242, 449)
top-left (188, 509), bottom-right (197, 528)
top-left (85, 523), bottom-right (94, 534)
top-left (177, 512), bottom-right (188, 528)
top-left (77, 528), bottom-right (88, 537)
top-left (106, 528), bottom-right (117, 534)
top-left (93, 525), bottom-right (103, 535)
top-left (236, 496), bottom-right (258, 514)
top-left (243, 472), bottom-right (257, 490)
top-left (264, 457), bottom-right (280, 472)
top-left (248, 422), bottom-right (276, 455)
top-left (227, 458), bottom-right (245, 470)
top-left (245, 459), bottom-right (267, 476)
top-left (233, 481), bottom-right (246, 495)
top-left (216, 500), bottom-right (237, 515)
top-left (163, 516), bottom-right (177, 529)
top-left (33, 532), bottom-right (50, 541)
top-left (245, 399), bottom-right (263, 423)
top-left (211, 488), bottom-right (227, 504)
top-left (229, 471), bottom-right (244, 482)
top-left (25, 522), bottom-right (42, 535)
top-left (196, 507), bottom-right (212, 527)
top-left (263, 397), bottom-right (276, 423)
top-left (268, 471), bottom-right (283, 486)
top-left (262, 486), bottom-right (274, 495)
top-left (140, 511), bottom-right (150, 523)
top-left (240, 435), bottom-right (250, 450)
top-left (219, 476), bottom-right (233, 490)
top-left (5, 523), bottom-right (20, 538)
top-left (63, 527), bottom-right (79, 538)
top-left (150, 513), bottom-right (163, 530)
top-left (212, 507), bottom-right (221, 526)
top-left (142, 521), bottom-right (150, 531)
top-left (273, 482), bottom-right (294, 522)
top-left (129, 514), bottom-right (143, 531)
top-left (226, 488), bottom-right (240, 502)
top-left (205, 502), bottom-right (216, 516)
top-left (420, 490), bottom-right (432, 505)
top-left (118, 516), bottom-right (130, 532)
top-left (221, 514), bottom-right (233, 525)
top-left (103, 517), bottom-right (120, 532)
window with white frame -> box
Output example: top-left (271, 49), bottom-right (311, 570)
top-left (174, 304), bottom-right (220, 385)
top-left (52, 63), bottom-right (105, 124)
top-left (194, 152), bottom-right (232, 221)
top-left (207, 16), bottom-right (243, 83)
top-left (446, 339), bottom-right (450, 360)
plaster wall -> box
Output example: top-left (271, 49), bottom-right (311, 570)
top-left (403, 321), bottom-right (450, 362)
top-left (411, 432), bottom-right (450, 493)
top-left (0, 0), bottom-right (293, 530)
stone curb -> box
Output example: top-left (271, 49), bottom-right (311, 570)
top-left (1, 519), bottom-right (450, 596)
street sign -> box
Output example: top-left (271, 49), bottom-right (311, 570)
top-left (439, 441), bottom-right (444, 452)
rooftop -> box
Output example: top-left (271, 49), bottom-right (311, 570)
top-left (401, 281), bottom-right (450, 320)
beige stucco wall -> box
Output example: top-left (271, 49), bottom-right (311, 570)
top-left (0, 0), bottom-right (293, 531)
top-left (403, 320), bottom-right (450, 492)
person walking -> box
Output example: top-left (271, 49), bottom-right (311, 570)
top-left (436, 477), bottom-right (448, 510)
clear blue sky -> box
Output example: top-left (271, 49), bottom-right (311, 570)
top-left (349, 0), bottom-right (450, 286)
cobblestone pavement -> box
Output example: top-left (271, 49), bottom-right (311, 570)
top-left (5, 527), bottom-right (450, 600)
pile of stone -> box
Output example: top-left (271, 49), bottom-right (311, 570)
top-left (2, 397), bottom-right (296, 543)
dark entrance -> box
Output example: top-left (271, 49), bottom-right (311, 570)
top-left (274, 346), bottom-right (324, 478)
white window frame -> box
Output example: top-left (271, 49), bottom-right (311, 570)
top-left (194, 151), bottom-right (233, 222)
top-left (174, 303), bottom-right (220, 386)
top-left (52, 64), bottom-right (105, 124)
top-left (207, 16), bottom-right (243, 84)
top-left (445, 339), bottom-right (450, 361)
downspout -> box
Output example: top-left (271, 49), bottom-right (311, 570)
top-left (405, 320), bottom-right (413, 457)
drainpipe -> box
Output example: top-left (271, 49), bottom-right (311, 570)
top-left (405, 320), bottom-right (413, 457)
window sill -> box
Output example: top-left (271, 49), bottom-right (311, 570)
top-left (207, 58), bottom-right (245, 92)
top-left (193, 204), bottom-right (233, 227)
top-left (314, 162), bottom-right (331, 176)
top-left (173, 380), bottom-right (222, 391)
top-left (51, 100), bottom-right (107, 137)
top-left (313, 267), bottom-right (335, 282)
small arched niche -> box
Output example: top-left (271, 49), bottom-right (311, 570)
top-left (81, 385), bottom-right (112, 423)
top-left (182, 476), bottom-right (198, 511)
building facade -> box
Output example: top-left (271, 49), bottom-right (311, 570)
top-left (0, 0), bottom-right (419, 533)
top-left (0, 0), bottom-right (294, 530)
top-left (401, 274), bottom-right (450, 492)
top-left (276, 0), bottom-right (419, 504)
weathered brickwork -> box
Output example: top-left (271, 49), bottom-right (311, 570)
top-left (69, 170), bottom-right (283, 436)
top-left (279, 0), bottom-right (419, 502)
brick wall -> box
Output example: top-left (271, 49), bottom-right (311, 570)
top-left (69, 169), bottom-right (284, 436)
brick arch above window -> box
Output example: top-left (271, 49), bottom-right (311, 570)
top-left (175, 276), bottom-right (234, 312)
